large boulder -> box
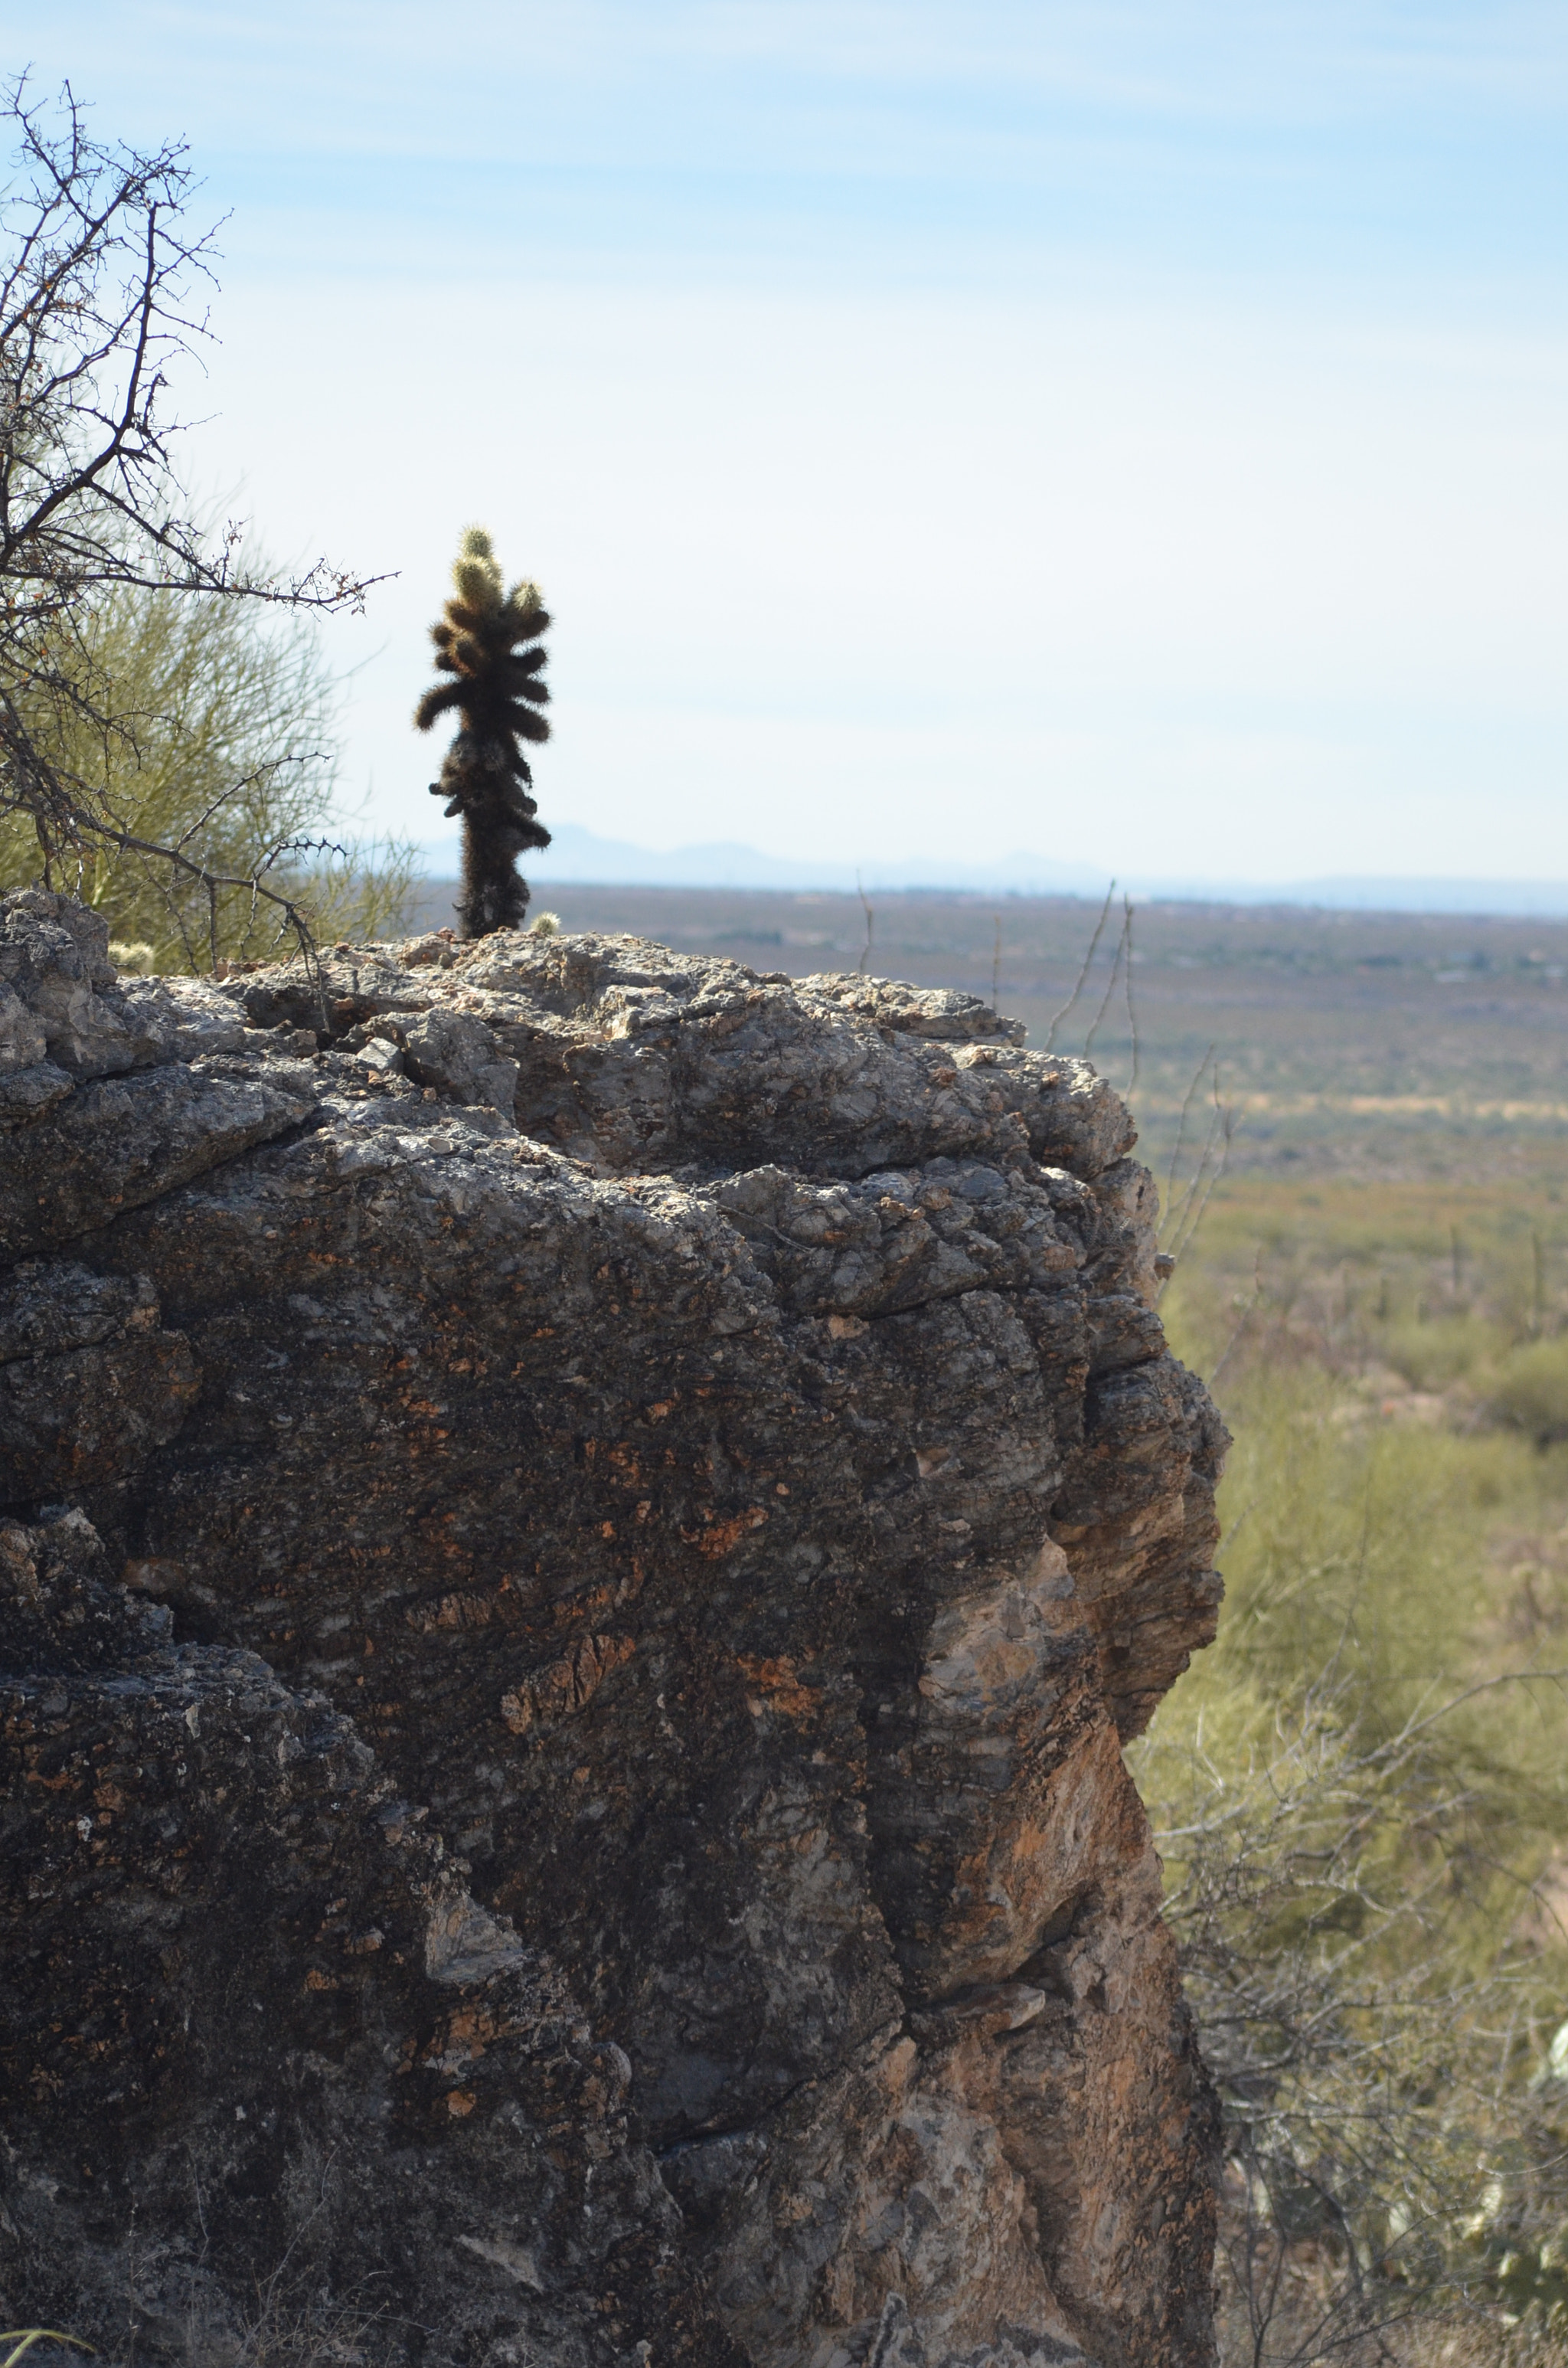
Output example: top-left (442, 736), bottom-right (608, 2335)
top-left (0, 896), bottom-right (1227, 2368)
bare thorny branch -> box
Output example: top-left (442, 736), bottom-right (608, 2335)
top-left (0, 74), bottom-right (389, 975)
top-left (1158, 1042), bottom-right (1236, 1290)
top-left (1046, 878), bottom-right (1116, 1052)
top-left (1051, 891), bottom-right (1227, 1284)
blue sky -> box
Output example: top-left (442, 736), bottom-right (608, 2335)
top-left (15, 3), bottom-right (1568, 880)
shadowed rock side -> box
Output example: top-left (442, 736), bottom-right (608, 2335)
top-left (0, 890), bottom-right (1228, 2368)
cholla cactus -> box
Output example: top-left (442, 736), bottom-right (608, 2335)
top-left (415, 527), bottom-right (551, 938)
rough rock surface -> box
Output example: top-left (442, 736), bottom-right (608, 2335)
top-left (0, 891), bottom-right (1227, 2368)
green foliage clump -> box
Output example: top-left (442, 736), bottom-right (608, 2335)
top-left (0, 79), bottom-right (385, 967)
top-left (1380, 1311), bottom-right (1513, 1393)
top-left (415, 528), bottom-right (550, 940)
top-left (0, 577), bottom-right (413, 973)
top-left (1494, 1342), bottom-right (1568, 1445)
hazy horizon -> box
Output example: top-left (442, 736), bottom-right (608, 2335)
top-left (412, 820), bottom-right (1568, 921)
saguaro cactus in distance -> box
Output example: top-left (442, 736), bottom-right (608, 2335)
top-left (415, 528), bottom-right (551, 938)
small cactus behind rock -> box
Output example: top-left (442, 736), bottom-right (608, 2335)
top-left (415, 528), bottom-right (551, 940)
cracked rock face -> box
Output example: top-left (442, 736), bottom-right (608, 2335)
top-left (0, 893), bottom-right (1227, 2368)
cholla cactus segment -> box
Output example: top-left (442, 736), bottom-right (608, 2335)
top-left (452, 529), bottom-right (503, 615)
top-left (414, 527), bottom-right (552, 940)
top-left (108, 939), bottom-right (158, 975)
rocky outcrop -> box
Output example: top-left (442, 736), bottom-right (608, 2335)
top-left (0, 891), bottom-right (1227, 2368)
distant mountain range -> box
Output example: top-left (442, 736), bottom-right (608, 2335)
top-left (417, 824), bottom-right (1568, 920)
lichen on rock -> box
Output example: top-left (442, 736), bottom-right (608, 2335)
top-left (0, 892), bottom-right (1227, 2368)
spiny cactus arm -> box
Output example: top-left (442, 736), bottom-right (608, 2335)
top-left (453, 556), bottom-right (503, 610)
top-left (507, 705), bottom-right (551, 744)
top-left (437, 601), bottom-right (494, 637)
top-left (429, 634), bottom-right (474, 679)
top-left (414, 680), bottom-right (467, 731)
top-left (443, 632), bottom-right (488, 675)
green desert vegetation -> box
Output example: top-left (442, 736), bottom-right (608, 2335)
top-left (0, 574), bottom-right (414, 972)
top-left (0, 78), bottom-right (393, 973)
top-left (1135, 1169), bottom-right (1568, 2363)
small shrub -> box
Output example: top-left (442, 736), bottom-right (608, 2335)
top-left (1382, 1313), bottom-right (1508, 1394)
top-left (1494, 1341), bottom-right (1568, 1444)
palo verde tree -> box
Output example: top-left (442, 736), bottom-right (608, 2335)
top-left (415, 527), bottom-right (550, 939)
top-left (0, 76), bottom-right (384, 968)
top-left (0, 571), bottom-right (414, 972)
